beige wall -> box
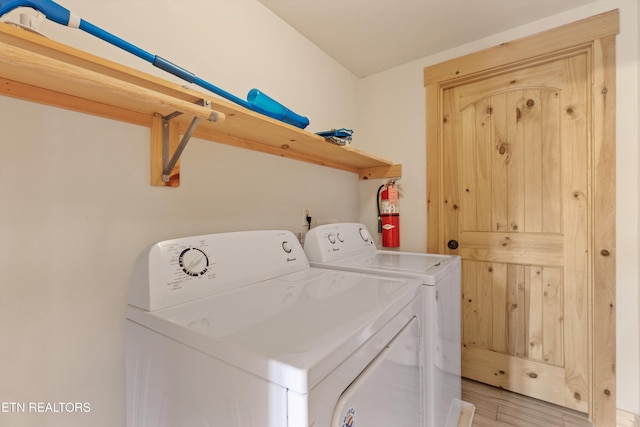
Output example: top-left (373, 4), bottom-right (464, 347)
top-left (2, 0), bottom-right (638, 426)
top-left (357, 0), bottom-right (640, 415)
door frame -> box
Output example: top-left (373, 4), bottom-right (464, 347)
top-left (423, 10), bottom-right (618, 425)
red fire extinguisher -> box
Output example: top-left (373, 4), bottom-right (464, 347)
top-left (377, 180), bottom-right (400, 247)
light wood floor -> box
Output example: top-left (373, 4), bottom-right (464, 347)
top-left (462, 378), bottom-right (592, 427)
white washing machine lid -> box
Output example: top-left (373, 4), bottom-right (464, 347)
top-left (317, 251), bottom-right (460, 285)
top-left (126, 267), bottom-right (419, 394)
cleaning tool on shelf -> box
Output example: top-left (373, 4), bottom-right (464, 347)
top-left (316, 128), bottom-right (353, 146)
top-left (0, 0), bottom-right (310, 129)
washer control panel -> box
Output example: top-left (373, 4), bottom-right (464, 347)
top-left (129, 230), bottom-right (308, 311)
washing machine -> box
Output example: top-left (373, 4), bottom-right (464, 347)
top-left (126, 230), bottom-right (425, 427)
top-left (304, 223), bottom-right (474, 427)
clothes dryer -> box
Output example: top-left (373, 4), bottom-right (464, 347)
top-left (304, 223), bottom-right (474, 427)
top-left (126, 230), bottom-right (424, 427)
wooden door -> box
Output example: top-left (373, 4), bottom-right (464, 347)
top-left (424, 12), bottom-right (617, 424)
top-left (446, 56), bottom-right (588, 412)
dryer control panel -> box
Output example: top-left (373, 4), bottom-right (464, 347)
top-left (128, 230), bottom-right (309, 311)
top-left (304, 223), bottom-right (376, 263)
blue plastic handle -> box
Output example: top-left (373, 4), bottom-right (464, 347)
top-left (79, 19), bottom-right (155, 64)
top-left (247, 89), bottom-right (309, 129)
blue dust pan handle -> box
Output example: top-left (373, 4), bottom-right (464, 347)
top-left (0, 0), bottom-right (309, 128)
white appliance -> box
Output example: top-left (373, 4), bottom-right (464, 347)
top-left (304, 223), bottom-right (474, 427)
top-left (126, 230), bottom-right (425, 427)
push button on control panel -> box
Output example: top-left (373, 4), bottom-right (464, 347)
top-left (358, 227), bottom-right (370, 242)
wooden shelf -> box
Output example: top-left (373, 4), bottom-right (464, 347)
top-left (0, 23), bottom-right (401, 185)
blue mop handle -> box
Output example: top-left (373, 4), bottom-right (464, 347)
top-left (0, 0), bottom-right (309, 128)
top-left (0, 0), bottom-right (253, 109)
top-left (78, 20), bottom-right (253, 109)
top-left (0, 0), bottom-right (251, 108)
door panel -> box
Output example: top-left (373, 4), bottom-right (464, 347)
top-left (443, 55), bottom-right (589, 412)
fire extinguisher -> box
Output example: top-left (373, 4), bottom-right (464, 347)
top-left (377, 180), bottom-right (400, 247)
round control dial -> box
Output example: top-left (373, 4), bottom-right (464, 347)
top-left (178, 247), bottom-right (209, 277)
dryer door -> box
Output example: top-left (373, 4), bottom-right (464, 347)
top-left (331, 317), bottom-right (421, 427)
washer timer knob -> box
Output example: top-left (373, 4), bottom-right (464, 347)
top-left (178, 247), bottom-right (209, 277)
top-left (358, 227), bottom-right (370, 242)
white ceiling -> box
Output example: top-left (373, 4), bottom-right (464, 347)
top-left (258, 0), bottom-right (600, 77)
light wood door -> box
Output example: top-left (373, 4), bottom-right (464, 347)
top-left (443, 55), bottom-right (589, 412)
top-left (424, 11), bottom-right (618, 424)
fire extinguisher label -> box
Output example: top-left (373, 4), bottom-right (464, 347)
top-left (382, 223), bottom-right (396, 230)
top-left (387, 186), bottom-right (399, 204)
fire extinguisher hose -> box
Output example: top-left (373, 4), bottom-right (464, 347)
top-left (376, 184), bottom-right (385, 233)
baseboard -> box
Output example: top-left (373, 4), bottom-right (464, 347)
top-left (618, 409), bottom-right (640, 427)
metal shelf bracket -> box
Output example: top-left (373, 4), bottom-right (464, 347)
top-left (161, 99), bottom-right (215, 182)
